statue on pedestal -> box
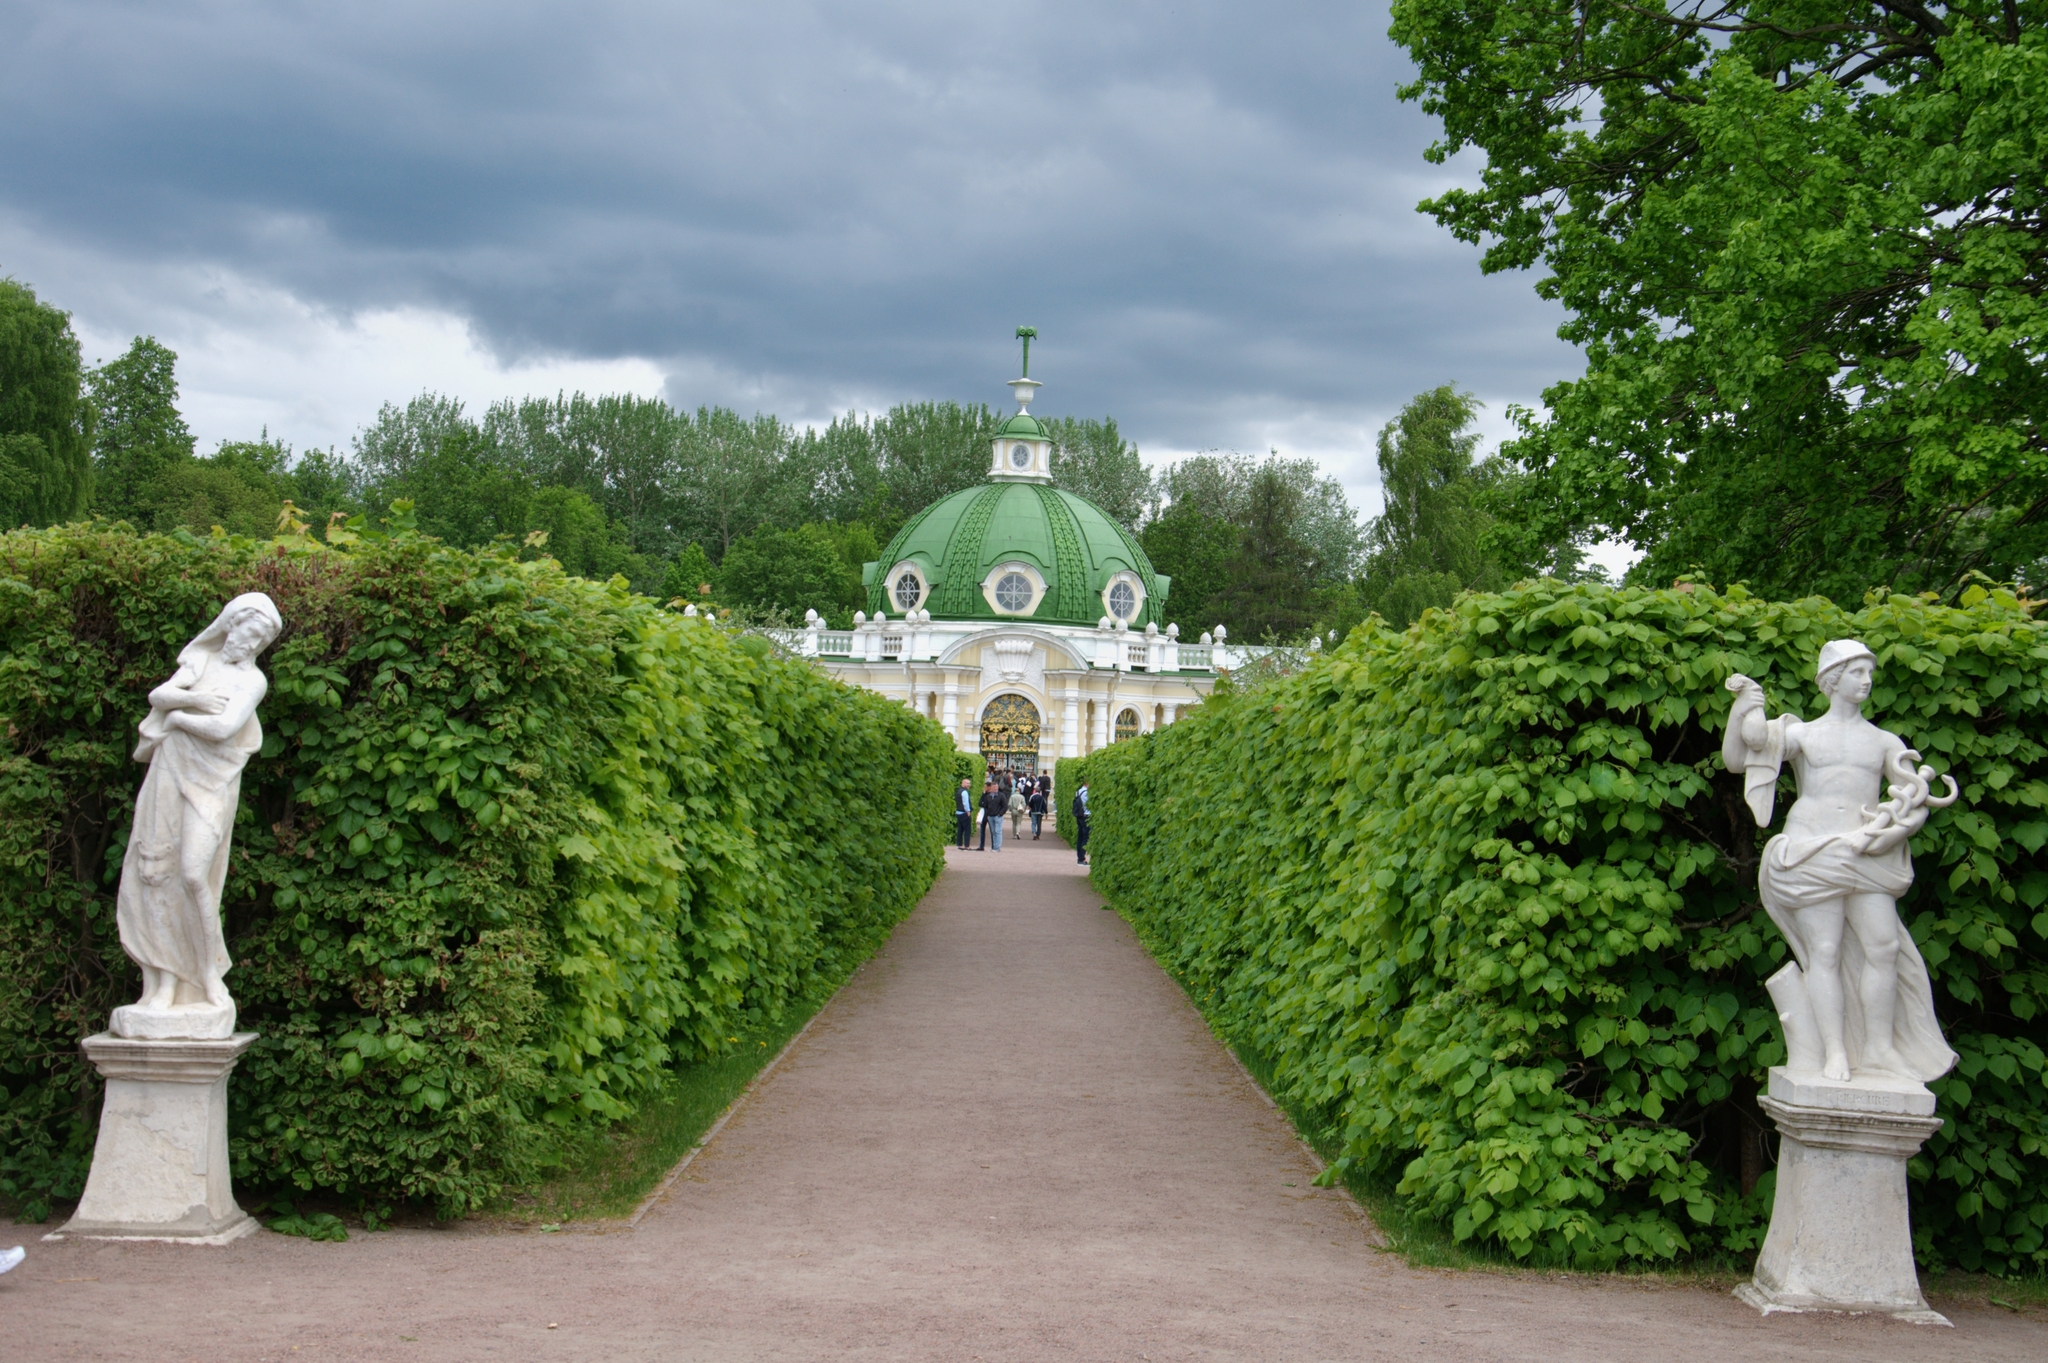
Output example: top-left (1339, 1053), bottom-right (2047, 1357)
top-left (1722, 639), bottom-right (1957, 1324)
top-left (54, 593), bottom-right (281, 1245)
top-left (1724, 640), bottom-right (1958, 1084)
top-left (110, 592), bottom-right (282, 1041)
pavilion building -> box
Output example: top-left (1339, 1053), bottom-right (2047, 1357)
top-left (795, 353), bottom-right (1238, 774)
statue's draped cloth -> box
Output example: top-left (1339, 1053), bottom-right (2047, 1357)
top-left (1746, 721), bottom-right (1957, 1081)
top-left (115, 596), bottom-right (275, 995)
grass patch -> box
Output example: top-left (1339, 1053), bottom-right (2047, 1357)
top-left (491, 982), bottom-right (837, 1225)
top-left (1922, 1272), bottom-right (2048, 1316)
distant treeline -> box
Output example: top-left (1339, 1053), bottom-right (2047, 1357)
top-left (4, 277), bottom-right (1560, 641)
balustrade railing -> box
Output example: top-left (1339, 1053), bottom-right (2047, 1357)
top-left (818, 632), bottom-right (854, 655)
top-left (1177, 645), bottom-right (1212, 671)
top-left (881, 634), bottom-right (904, 659)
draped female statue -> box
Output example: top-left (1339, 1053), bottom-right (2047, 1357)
top-left (109, 593), bottom-right (282, 1040)
top-left (1723, 640), bottom-right (1958, 1086)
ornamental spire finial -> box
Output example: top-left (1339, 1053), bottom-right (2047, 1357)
top-left (1008, 327), bottom-right (1042, 412)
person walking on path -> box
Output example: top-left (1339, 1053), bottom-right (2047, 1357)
top-left (1008, 783), bottom-right (1027, 839)
top-left (1073, 780), bottom-right (1091, 864)
top-left (1027, 783), bottom-right (1047, 839)
top-left (954, 778), bottom-right (974, 849)
top-left (978, 780), bottom-right (1007, 851)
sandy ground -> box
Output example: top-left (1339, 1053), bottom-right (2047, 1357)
top-left (5, 831), bottom-right (2042, 1361)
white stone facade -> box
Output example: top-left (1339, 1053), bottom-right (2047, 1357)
top-left (799, 613), bottom-right (1244, 766)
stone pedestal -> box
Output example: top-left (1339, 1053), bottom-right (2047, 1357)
top-left (48, 1032), bottom-right (258, 1245)
top-left (1735, 1067), bottom-right (1947, 1325)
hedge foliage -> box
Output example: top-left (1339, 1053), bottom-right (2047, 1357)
top-left (1068, 580), bottom-right (2048, 1273)
top-left (0, 519), bottom-right (953, 1219)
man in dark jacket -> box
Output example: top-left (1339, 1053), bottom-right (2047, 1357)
top-left (955, 778), bottom-right (974, 849)
top-left (1027, 784), bottom-right (1047, 839)
top-left (978, 780), bottom-right (1007, 851)
top-left (1072, 781), bottom-right (1090, 864)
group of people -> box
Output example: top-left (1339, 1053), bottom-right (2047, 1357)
top-left (952, 769), bottom-right (1091, 864)
top-left (956, 770), bottom-right (1050, 851)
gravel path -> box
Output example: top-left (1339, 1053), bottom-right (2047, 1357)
top-left (5, 832), bottom-right (2042, 1361)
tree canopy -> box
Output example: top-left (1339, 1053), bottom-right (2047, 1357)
top-left (1142, 452), bottom-right (1365, 639)
top-left (714, 523), bottom-right (865, 621)
top-left (86, 336), bottom-right (195, 523)
top-left (1391, 0), bottom-right (2048, 599)
top-left (0, 280), bottom-right (92, 527)
top-left (1358, 386), bottom-right (1504, 627)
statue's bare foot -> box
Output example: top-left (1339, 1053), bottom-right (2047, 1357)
top-left (1822, 1053), bottom-right (1852, 1082)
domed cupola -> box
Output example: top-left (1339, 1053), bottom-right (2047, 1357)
top-left (863, 329), bottom-right (1170, 628)
top-left (990, 326), bottom-right (1054, 482)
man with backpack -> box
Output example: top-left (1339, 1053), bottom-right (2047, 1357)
top-left (1072, 780), bottom-right (1091, 865)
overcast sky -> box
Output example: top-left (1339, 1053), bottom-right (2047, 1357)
top-left (0, 0), bottom-right (1580, 519)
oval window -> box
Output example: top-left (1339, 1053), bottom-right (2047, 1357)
top-left (995, 572), bottom-right (1034, 612)
top-left (1107, 580), bottom-right (1137, 620)
top-left (1010, 443), bottom-right (1032, 468)
top-left (893, 571), bottom-right (922, 611)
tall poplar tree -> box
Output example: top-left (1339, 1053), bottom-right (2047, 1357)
top-left (0, 280), bottom-right (92, 527)
top-left (1357, 385), bottom-right (1502, 627)
top-left (87, 337), bottom-right (194, 522)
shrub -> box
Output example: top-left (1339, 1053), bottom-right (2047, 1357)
top-left (0, 519), bottom-right (952, 1219)
top-left (1074, 579), bottom-right (2048, 1273)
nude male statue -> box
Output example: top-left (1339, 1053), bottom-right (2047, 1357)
top-left (1724, 640), bottom-right (1957, 1086)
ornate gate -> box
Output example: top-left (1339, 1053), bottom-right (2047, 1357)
top-left (979, 693), bottom-right (1042, 776)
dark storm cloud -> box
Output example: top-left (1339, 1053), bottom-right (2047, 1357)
top-left (0, 0), bottom-right (1574, 456)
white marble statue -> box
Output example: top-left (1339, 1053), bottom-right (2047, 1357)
top-left (1723, 640), bottom-right (1959, 1085)
top-left (110, 593), bottom-right (282, 1041)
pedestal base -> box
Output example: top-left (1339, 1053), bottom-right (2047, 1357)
top-left (47, 1032), bottom-right (259, 1244)
top-left (1739, 1067), bottom-right (1948, 1326)
top-left (110, 1000), bottom-right (236, 1040)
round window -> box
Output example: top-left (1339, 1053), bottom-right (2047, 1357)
top-left (995, 572), bottom-right (1034, 612)
top-left (893, 571), bottom-right (922, 611)
top-left (1107, 580), bottom-right (1137, 620)
top-left (1010, 442), bottom-right (1031, 469)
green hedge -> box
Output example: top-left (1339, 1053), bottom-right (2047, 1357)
top-left (0, 520), bottom-right (953, 1219)
top-left (1074, 580), bottom-right (2048, 1273)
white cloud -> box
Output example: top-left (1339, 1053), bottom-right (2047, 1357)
top-left (80, 291), bottom-right (664, 456)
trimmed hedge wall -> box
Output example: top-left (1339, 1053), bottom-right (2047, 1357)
top-left (1069, 580), bottom-right (2048, 1273)
top-left (0, 521), bottom-right (953, 1219)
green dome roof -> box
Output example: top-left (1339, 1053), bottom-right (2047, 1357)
top-left (866, 482), bottom-right (1169, 627)
top-left (995, 412), bottom-right (1051, 441)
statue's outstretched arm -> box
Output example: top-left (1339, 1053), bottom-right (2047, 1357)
top-left (1723, 675), bottom-right (1791, 826)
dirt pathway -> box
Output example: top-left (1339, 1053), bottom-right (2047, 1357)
top-left (5, 832), bottom-right (2042, 1360)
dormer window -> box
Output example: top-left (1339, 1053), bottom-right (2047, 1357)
top-left (981, 561), bottom-right (1047, 615)
top-left (887, 560), bottom-right (929, 612)
top-left (1010, 443), bottom-right (1032, 469)
top-left (1103, 571), bottom-right (1145, 622)
top-left (995, 572), bottom-right (1033, 611)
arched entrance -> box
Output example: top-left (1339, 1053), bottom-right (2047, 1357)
top-left (1114, 707), bottom-right (1140, 743)
top-left (980, 693), bottom-right (1042, 777)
